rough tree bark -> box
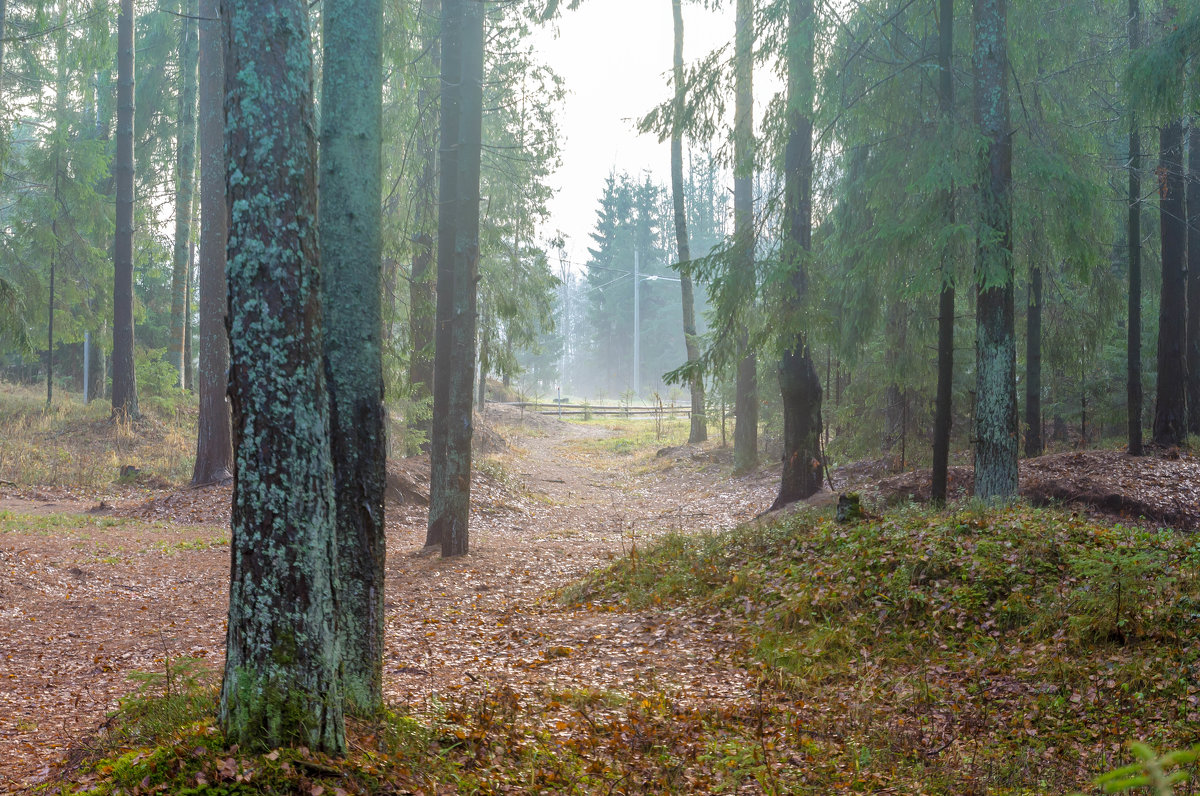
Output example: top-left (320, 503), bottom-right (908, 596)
top-left (670, 0), bottom-right (706, 444)
top-left (409, 0), bottom-right (439, 454)
top-left (111, 0), bottom-right (137, 419)
top-left (931, 0), bottom-right (955, 504)
top-left (428, 0), bottom-right (484, 557)
top-left (218, 0), bottom-right (344, 753)
top-left (972, 0), bottom-right (1018, 499)
top-left (169, 0), bottom-right (198, 388)
top-left (732, 0), bottom-right (757, 473)
top-left (1153, 120), bottom-right (1187, 446)
top-left (191, 0), bottom-right (232, 485)
top-left (1126, 0), bottom-right (1143, 455)
top-left (320, 0), bottom-right (386, 715)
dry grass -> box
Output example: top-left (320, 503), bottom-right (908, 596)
top-left (0, 382), bottom-right (197, 487)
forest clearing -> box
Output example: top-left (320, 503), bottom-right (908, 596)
top-left (3, 0), bottom-right (1200, 790)
top-left (0, 394), bottom-right (1198, 794)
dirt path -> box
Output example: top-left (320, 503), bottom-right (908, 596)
top-left (0, 409), bottom-right (777, 791)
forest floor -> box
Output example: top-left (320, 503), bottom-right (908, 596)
top-left (0, 404), bottom-right (778, 792)
top-left (1, 398), bottom-right (1198, 793)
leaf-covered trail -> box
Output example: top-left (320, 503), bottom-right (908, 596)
top-left (0, 409), bottom-right (777, 791)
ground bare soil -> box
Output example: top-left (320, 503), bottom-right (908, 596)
top-left (0, 406), bottom-right (777, 791)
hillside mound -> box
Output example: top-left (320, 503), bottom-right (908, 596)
top-left (848, 448), bottom-right (1200, 529)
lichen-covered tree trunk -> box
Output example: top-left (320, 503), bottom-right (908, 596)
top-left (219, 0), bottom-right (344, 753)
top-left (772, 0), bottom-right (822, 510)
top-left (429, 0), bottom-right (483, 557)
top-left (111, 0), bottom-right (137, 419)
top-left (1024, 257), bottom-right (1043, 457)
top-left (931, 0), bottom-right (955, 504)
top-left (732, 0), bottom-right (757, 474)
top-left (1152, 120), bottom-right (1187, 447)
top-left (169, 0), bottom-right (198, 388)
top-left (1186, 120), bottom-right (1200, 437)
top-left (191, 0), bottom-right (232, 485)
top-left (408, 0), bottom-right (439, 454)
top-left (319, 0), bottom-right (385, 716)
top-left (1126, 0), bottom-right (1143, 456)
top-left (972, 0), bottom-right (1017, 500)
top-left (670, 0), bottom-right (706, 445)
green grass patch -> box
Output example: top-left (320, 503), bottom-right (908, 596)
top-left (567, 502), bottom-right (1200, 794)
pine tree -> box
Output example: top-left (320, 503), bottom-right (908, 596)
top-left (320, 0), bottom-right (386, 714)
top-left (429, 0), bottom-right (485, 557)
top-left (191, 0), bottom-right (232, 485)
top-left (972, 0), bottom-right (1017, 499)
top-left (111, 0), bottom-right (137, 419)
top-left (772, 0), bottom-right (822, 509)
top-left (218, 0), bottom-right (343, 752)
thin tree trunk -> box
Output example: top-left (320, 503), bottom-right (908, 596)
top-left (48, 19), bottom-right (66, 406)
top-left (191, 0), bottom-right (232, 485)
top-left (1127, 0), bottom-right (1143, 455)
top-left (111, 0), bottom-right (137, 419)
top-left (931, 0), bottom-right (955, 504)
top-left (732, 0), bottom-right (757, 473)
top-left (0, 0), bottom-right (7, 100)
top-left (219, 0), bottom-right (344, 753)
top-left (169, 0), bottom-right (198, 387)
top-left (477, 321), bottom-right (489, 409)
top-left (408, 0), bottom-right (439, 454)
top-left (972, 0), bottom-right (1017, 499)
top-left (1153, 120), bottom-right (1188, 446)
top-left (184, 198), bottom-right (196, 390)
top-left (1024, 255), bottom-right (1043, 457)
top-left (111, 0), bottom-right (137, 422)
top-left (320, 0), bottom-right (386, 715)
top-left (670, 0), bottom-right (706, 444)
top-left (429, 0), bottom-right (484, 557)
top-left (1186, 119), bottom-right (1200, 436)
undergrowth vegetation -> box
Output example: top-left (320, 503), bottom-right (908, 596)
top-left (0, 382), bottom-right (196, 487)
top-left (568, 503), bottom-right (1200, 793)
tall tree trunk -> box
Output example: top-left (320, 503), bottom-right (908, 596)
top-left (670, 0), bottom-right (706, 444)
top-left (1024, 254), bottom-right (1043, 457)
top-left (169, 0), bottom-right (198, 387)
top-left (1186, 119), bottom-right (1200, 436)
top-left (48, 10), bottom-right (66, 407)
top-left (1153, 120), bottom-right (1188, 446)
top-left (320, 0), bottom-right (385, 716)
top-left (1126, 0), bottom-right (1143, 455)
top-left (732, 0), bottom-right (757, 473)
top-left (408, 0), bottom-right (439, 453)
top-left (429, 0), bottom-right (484, 557)
top-left (477, 319), bottom-right (489, 409)
top-left (184, 201), bottom-right (196, 390)
top-left (0, 0), bottom-right (7, 101)
top-left (972, 0), bottom-right (1017, 499)
top-left (219, 0), bottom-right (344, 753)
top-left (111, 0), bottom-right (137, 419)
top-left (883, 301), bottom-right (906, 461)
top-left (931, 0), bottom-right (955, 504)
top-left (772, 0), bottom-right (822, 508)
top-left (191, 0), bottom-right (232, 485)
top-left (87, 327), bottom-right (106, 400)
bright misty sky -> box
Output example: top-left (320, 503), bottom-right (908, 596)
top-left (529, 1), bottom-right (736, 269)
